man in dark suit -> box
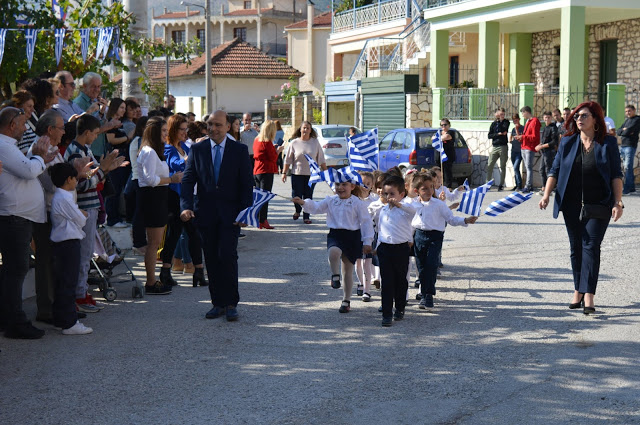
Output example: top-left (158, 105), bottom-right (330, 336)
top-left (180, 110), bottom-right (253, 321)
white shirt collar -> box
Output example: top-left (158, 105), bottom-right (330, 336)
top-left (211, 138), bottom-right (226, 150)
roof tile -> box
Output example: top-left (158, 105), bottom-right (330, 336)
top-left (285, 12), bottom-right (332, 30)
top-left (154, 10), bottom-right (201, 19)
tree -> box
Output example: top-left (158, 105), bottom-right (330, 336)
top-left (0, 0), bottom-right (197, 100)
top-left (334, 0), bottom-right (374, 14)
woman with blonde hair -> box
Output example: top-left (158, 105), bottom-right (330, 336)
top-left (253, 120), bottom-right (283, 229)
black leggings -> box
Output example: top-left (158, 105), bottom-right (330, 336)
top-left (290, 174), bottom-right (315, 220)
top-left (254, 173), bottom-right (274, 223)
top-left (161, 190), bottom-right (203, 265)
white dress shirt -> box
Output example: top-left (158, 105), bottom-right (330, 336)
top-left (0, 133), bottom-right (46, 223)
top-left (211, 138), bottom-right (226, 165)
top-left (411, 197), bottom-right (467, 232)
top-left (367, 198), bottom-right (386, 230)
top-left (376, 198), bottom-right (417, 246)
top-left (435, 185), bottom-right (462, 202)
top-left (50, 188), bottom-right (87, 242)
top-left (27, 141), bottom-right (64, 212)
top-left (129, 136), bottom-right (140, 181)
top-left (302, 194), bottom-right (374, 245)
top-left (137, 145), bottom-right (169, 188)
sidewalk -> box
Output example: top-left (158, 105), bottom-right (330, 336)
top-left (2, 179), bottom-right (639, 424)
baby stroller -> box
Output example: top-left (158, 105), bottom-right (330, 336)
top-left (88, 226), bottom-right (144, 300)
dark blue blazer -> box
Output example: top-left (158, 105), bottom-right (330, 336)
top-left (180, 137), bottom-right (253, 227)
top-left (549, 134), bottom-right (623, 219)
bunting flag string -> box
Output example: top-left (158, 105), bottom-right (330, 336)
top-left (25, 29), bottom-right (38, 69)
top-left (0, 29), bottom-right (7, 68)
top-left (101, 27), bottom-right (114, 59)
top-left (80, 28), bottom-right (91, 63)
top-left (54, 28), bottom-right (66, 65)
top-left (110, 27), bottom-right (120, 61)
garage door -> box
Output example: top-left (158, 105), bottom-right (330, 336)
top-left (362, 93), bottom-right (406, 138)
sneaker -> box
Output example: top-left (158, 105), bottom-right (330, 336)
top-left (522, 186), bottom-right (531, 194)
top-left (85, 293), bottom-right (104, 310)
top-left (424, 294), bottom-right (434, 308)
top-left (238, 233), bottom-right (246, 239)
top-left (393, 310), bottom-right (404, 321)
top-left (419, 297), bottom-right (427, 309)
top-left (113, 222), bottom-right (130, 228)
top-left (76, 302), bottom-right (100, 313)
top-left (381, 317), bottom-right (393, 327)
top-left (414, 279), bottom-right (420, 288)
top-left (62, 321), bottom-right (93, 335)
top-left (145, 281), bottom-right (172, 295)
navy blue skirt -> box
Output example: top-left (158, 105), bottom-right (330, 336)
top-left (327, 228), bottom-right (362, 265)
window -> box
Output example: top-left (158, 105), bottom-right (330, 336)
top-left (416, 132), bottom-right (436, 149)
top-left (379, 132), bottom-right (394, 151)
top-left (244, 1), bottom-right (251, 9)
top-left (234, 27), bottom-right (247, 41)
top-left (197, 29), bottom-right (205, 51)
top-left (171, 30), bottom-right (185, 44)
top-left (391, 132), bottom-right (408, 150)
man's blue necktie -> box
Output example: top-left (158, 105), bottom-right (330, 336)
top-left (213, 144), bottom-right (221, 184)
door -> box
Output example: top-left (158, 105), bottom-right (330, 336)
top-left (378, 131), bottom-right (395, 171)
top-left (598, 40), bottom-right (617, 107)
top-left (449, 56), bottom-right (460, 87)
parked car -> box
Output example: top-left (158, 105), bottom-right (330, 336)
top-left (314, 124), bottom-right (359, 168)
top-left (378, 127), bottom-right (472, 183)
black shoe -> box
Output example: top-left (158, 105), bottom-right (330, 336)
top-left (238, 233), bottom-right (246, 239)
top-left (225, 307), bottom-right (239, 321)
top-left (583, 306), bottom-right (596, 315)
top-left (393, 310), bottom-right (404, 321)
top-left (356, 285), bottom-right (363, 296)
top-left (338, 300), bottom-right (350, 313)
top-left (569, 294), bottom-right (585, 309)
top-left (77, 312), bottom-right (87, 319)
top-left (498, 185), bottom-right (504, 191)
top-left (205, 306), bottom-right (225, 319)
top-left (35, 316), bottom-right (54, 325)
top-left (424, 294), bottom-right (434, 308)
top-left (159, 267), bottom-right (177, 287)
top-left (414, 279), bottom-right (420, 288)
top-left (330, 274), bottom-right (341, 289)
top-left (145, 281), bottom-right (172, 295)
top-left (381, 317), bottom-right (393, 327)
top-left (4, 322), bottom-right (45, 339)
top-left (378, 305), bottom-right (383, 312)
top-left (193, 268), bottom-right (208, 287)
top-left (415, 292), bottom-right (423, 301)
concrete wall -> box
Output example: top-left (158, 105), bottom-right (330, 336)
top-left (327, 102), bottom-right (355, 125)
top-left (288, 28), bottom-right (330, 94)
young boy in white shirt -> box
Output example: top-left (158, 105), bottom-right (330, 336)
top-left (374, 175), bottom-right (417, 327)
top-left (49, 162), bottom-right (93, 335)
top-left (412, 174), bottom-right (477, 309)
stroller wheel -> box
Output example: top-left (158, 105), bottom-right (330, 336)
top-left (104, 288), bottom-right (117, 302)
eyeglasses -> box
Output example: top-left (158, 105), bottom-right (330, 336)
top-left (440, 124), bottom-right (450, 127)
top-left (53, 126), bottom-right (65, 131)
top-left (64, 82), bottom-right (76, 88)
top-left (9, 108), bottom-right (25, 124)
top-left (574, 113), bottom-right (592, 121)
top-left (179, 126), bottom-right (188, 131)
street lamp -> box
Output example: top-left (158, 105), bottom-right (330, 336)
top-left (181, 0), bottom-right (212, 115)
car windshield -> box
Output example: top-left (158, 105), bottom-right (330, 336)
top-left (321, 127), bottom-right (353, 138)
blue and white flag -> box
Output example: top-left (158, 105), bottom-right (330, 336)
top-left (457, 179), bottom-right (493, 216)
top-left (234, 188), bottom-right (276, 228)
top-left (52, 0), bottom-right (67, 21)
top-left (462, 178), bottom-right (470, 191)
top-left (96, 27), bottom-right (114, 59)
top-left (25, 29), bottom-right (38, 69)
top-left (305, 154), bottom-right (363, 188)
top-left (484, 191), bottom-right (533, 217)
top-left (0, 29), bottom-right (7, 68)
top-left (54, 28), bottom-right (66, 65)
top-left (347, 128), bottom-right (378, 171)
top-left (432, 130), bottom-right (448, 162)
top-left (80, 29), bottom-right (91, 63)
top-left (110, 27), bottom-right (121, 61)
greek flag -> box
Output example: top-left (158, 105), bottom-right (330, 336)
top-left (25, 29), bottom-right (38, 69)
top-left (347, 128), bottom-right (378, 171)
top-left (0, 29), bottom-right (7, 68)
top-left (463, 178), bottom-right (470, 191)
top-left (484, 192), bottom-right (533, 217)
top-left (432, 130), bottom-right (448, 162)
top-left (110, 27), bottom-right (121, 61)
top-left (54, 28), bottom-right (66, 65)
top-left (305, 154), bottom-right (363, 188)
top-left (457, 179), bottom-right (493, 216)
top-left (234, 188), bottom-right (276, 228)
top-left (97, 27), bottom-right (113, 59)
top-left (52, 0), bottom-right (67, 21)
top-left (80, 29), bottom-right (91, 63)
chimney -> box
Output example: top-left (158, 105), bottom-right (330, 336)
top-left (164, 7), bottom-right (167, 15)
top-left (307, 1), bottom-right (314, 84)
top-left (185, 5), bottom-right (189, 17)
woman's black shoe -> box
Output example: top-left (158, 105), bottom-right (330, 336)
top-left (583, 306), bottom-right (596, 315)
top-left (192, 268), bottom-right (208, 287)
top-left (159, 267), bottom-right (177, 287)
top-left (569, 294), bottom-right (585, 309)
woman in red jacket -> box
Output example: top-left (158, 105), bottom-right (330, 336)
top-left (253, 120), bottom-right (284, 229)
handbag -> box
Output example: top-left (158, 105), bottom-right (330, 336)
top-left (100, 174), bottom-right (116, 199)
top-left (579, 143), bottom-right (611, 222)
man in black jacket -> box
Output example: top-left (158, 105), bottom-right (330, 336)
top-left (617, 104), bottom-right (640, 194)
top-left (487, 108), bottom-right (510, 190)
top-left (535, 111), bottom-right (558, 194)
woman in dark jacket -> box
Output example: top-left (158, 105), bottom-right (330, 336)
top-left (438, 118), bottom-right (457, 187)
top-left (539, 101), bottom-right (623, 315)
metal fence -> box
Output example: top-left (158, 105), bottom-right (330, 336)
top-left (532, 89), bottom-right (601, 117)
top-left (268, 100), bottom-right (292, 126)
top-left (308, 97), bottom-right (324, 124)
top-left (444, 88), bottom-right (519, 120)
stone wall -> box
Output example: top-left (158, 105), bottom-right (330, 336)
top-left (406, 92), bottom-right (433, 128)
top-left (457, 127), bottom-right (544, 188)
top-left (531, 30), bottom-right (560, 92)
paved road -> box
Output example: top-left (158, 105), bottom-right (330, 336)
top-left (2, 179), bottom-right (640, 424)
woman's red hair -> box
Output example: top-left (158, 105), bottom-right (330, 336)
top-left (564, 101), bottom-right (607, 143)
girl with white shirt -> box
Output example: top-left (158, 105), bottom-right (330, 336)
top-left (355, 172), bottom-right (378, 302)
top-left (137, 116), bottom-right (183, 295)
top-left (293, 182), bottom-right (374, 313)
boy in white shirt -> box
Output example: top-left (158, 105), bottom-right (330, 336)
top-left (49, 163), bottom-right (93, 335)
top-left (374, 175), bottom-right (417, 327)
top-left (412, 174), bottom-right (477, 309)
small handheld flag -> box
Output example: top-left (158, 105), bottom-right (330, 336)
top-left (432, 130), bottom-right (448, 162)
top-left (484, 192), bottom-right (533, 217)
top-left (462, 178), bottom-right (470, 191)
top-left (457, 179), bottom-right (493, 216)
top-left (347, 128), bottom-right (378, 171)
top-left (234, 188), bottom-right (277, 228)
top-left (305, 154), bottom-right (363, 188)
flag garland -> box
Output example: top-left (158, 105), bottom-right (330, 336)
top-left (54, 28), bottom-right (66, 65)
top-left (347, 128), bottom-right (378, 171)
top-left (0, 29), bottom-right (7, 68)
top-left (432, 130), bottom-right (448, 162)
top-left (234, 188), bottom-right (277, 228)
top-left (457, 179), bottom-right (493, 216)
top-left (80, 28), bottom-right (91, 63)
top-left (25, 29), bottom-right (38, 69)
top-left (484, 191), bottom-right (533, 217)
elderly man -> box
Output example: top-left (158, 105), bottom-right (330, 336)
top-left (0, 107), bottom-right (52, 339)
top-left (73, 72), bottom-right (113, 158)
top-left (53, 71), bottom-right (90, 122)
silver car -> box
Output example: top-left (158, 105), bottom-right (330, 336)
top-left (314, 124), bottom-right (359, 168)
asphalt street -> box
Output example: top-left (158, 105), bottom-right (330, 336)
top-left (1, 179), bottom-right (639, 424)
